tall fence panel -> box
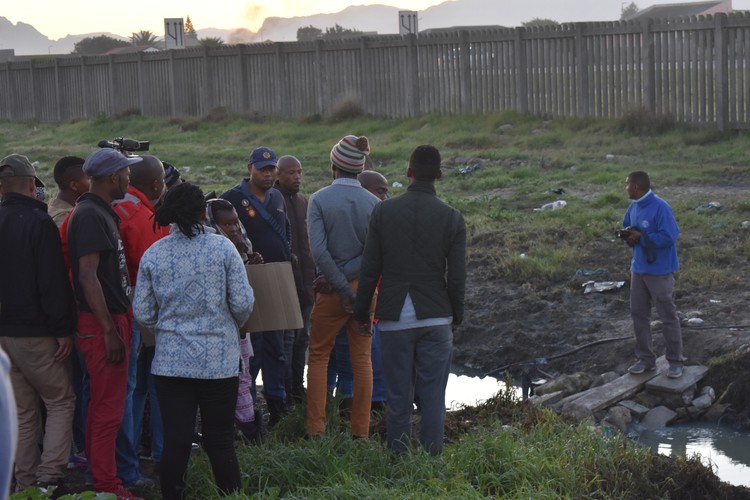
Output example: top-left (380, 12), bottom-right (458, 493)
top-left (3, 13), bottom-right (750, 129)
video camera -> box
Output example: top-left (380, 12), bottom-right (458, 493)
top-left (97, 137), bottom-right (149, 155)
top-left (615, 226), bottom-right (637, 240)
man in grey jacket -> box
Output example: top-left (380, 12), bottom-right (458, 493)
top-left (354, 145), bottom-right (466, 455)
top-left (306, 135), bottom-right (379, 439)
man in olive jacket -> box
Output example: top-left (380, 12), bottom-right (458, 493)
top-left (354, 145), bottom-right (466, 455)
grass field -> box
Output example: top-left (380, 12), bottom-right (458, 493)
top-left (4, 111), bottom-right (750, 499)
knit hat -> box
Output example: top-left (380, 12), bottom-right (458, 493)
top-left (163, 162), bottom-right (183, 188)
top-left (330, 135), bottom-right (370, 174)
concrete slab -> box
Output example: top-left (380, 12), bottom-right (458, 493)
top-left (645, 365), bottom-right (708, 394)
top-left (529, 390), bottom-right (565, 407)
top-left (641, 405), bottom-right (677, 429)
top-left (618, 400), bottom-right (650, 419)
top-left (561, 357), bottom-right (669, 420)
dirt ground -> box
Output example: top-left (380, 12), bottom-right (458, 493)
top-left (453, 183), bottom-right (750, 386)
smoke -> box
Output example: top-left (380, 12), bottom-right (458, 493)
top-left (228, 28), bottom-right (259, 45)
top-left (244, 3), bottom-right (268, 32)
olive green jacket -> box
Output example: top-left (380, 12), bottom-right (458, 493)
top-left (354, 180), bottom-right (466, 325)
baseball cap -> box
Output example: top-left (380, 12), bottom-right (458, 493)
top-left (249, 147), bottom-right (277, 169)
top-left (83, 148), bottom-right (142, 179)
top-left (0, 154), bottom-right (45, 187)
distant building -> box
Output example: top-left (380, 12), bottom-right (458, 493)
top-left (624, 0), bottom-right (732, 21)
top-left (104, 46), bottom-right (160, 55)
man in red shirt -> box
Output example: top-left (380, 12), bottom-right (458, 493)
top-left (111, 155), bottom-right (166, 487)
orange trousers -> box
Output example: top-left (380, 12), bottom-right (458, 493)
top-left (306, 280), bottom-right (373, 437)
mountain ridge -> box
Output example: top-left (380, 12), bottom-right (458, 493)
top-left (2, 0), bottom-right (626, 56)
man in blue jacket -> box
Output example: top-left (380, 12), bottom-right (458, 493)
top-left (622, 171), bottom-right (684, 379)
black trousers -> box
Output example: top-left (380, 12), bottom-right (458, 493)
top-left (155, 375), bottom-right (240, 500)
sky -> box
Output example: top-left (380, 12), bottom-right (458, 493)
top-left (5, 0), bottom-right (750, 40)
top-left (3, 0), bottom-right (445, 39)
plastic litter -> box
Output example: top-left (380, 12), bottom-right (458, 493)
top-left (576, 267), bottom-right (608, 277)
top-left (582, 280), bottom-right (625, 294)
top-left (544, 188), bottom-right (566, 195)
top-left (391, 181), bottom-right (403, 188)
top-left (606, 154), bottom-right (615, 160)
top-left (534, 200), bottom-right (567, 211)
top-left (695, 201), bottom-right (721, 211)
top-left (687, 317), bottom-right (704, 326)
top-left (459, 163), bottom-right (481, 175)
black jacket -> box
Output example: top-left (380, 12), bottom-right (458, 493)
top-left (275, 182), bottom-right (315, 309)
top-left (0, 192), bottom-right (76, 338)
top-left (354, 180), bottom-right (466, 325)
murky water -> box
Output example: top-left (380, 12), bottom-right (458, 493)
top-left (445, 368), bottom-right (750, 488)
top-left (445, 365), bottom-right (520, 409)
top-left (635, 423), bottom-right (750, 487)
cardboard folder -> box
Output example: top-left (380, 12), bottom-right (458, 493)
top-left (242, 261), bottom-right (303, 333)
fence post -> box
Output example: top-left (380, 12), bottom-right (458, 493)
top-left (274, 43), bottom-right (285, 116)
top-left (137, 52), bottom-right (145, 116)
top-left (714, 13), bottom-right (728, 130)
top-left (641, 18), bottom-right (655, 114)
top-left (406, 34), bottom-right (420, 117)
top-left (514, 27), bottom-right (528, 114)
top-left (168, 50), bottom-right (176, 117)
top-left (574, 23), bottom-right (589, 117)
top-left (108, 55), bottom-right (115, 117)
top-left (54, 59), bottom-right (61, 122)
top-left (459, 30), bottom-right (472, 113)
top-left (202, 47), bottom-right (212, 116)
top-left (237, 45), bottom-right (248, 114)
top-left (315, 39), bottom-right (326, 116)
top-left (359, 37), bottom-right (370, 114)
top-left (80, 57), bottom-right (87, 119)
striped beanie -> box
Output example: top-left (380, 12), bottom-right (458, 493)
top-left (330, 135), bottom-right (370, 174)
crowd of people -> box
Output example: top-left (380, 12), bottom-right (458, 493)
top-left (0, 137), bottom-right (468, 499)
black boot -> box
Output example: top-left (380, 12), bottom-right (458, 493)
top-left (266, 397), bottom-right (287, 427)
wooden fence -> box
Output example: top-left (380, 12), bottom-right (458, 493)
top-left (2, 12), bottom-right (750, 129)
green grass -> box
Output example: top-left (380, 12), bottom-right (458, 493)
top-left (4, 111), bottom-right (749, 290)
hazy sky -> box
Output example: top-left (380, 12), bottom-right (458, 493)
top-left (4, 0), bottom-right (444, 39)
top-left (5, 0), bottom-right (750, 40)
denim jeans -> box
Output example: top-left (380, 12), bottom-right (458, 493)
top-left (326, 327), bottom-right (354, 397)
top-left (133, 345), bottom-right (163, 461)
top-left (115, 322), bottom-right (140, 484)
top-left (249, 330), bottom-right (286, 402)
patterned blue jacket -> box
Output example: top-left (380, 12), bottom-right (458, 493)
top-left (133, 226), bottom-right (255, 379)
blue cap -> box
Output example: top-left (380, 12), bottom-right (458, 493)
top-left (83, 149), bottom-right (142, 179)
top-left (248, 147), bottom-right (277, 169)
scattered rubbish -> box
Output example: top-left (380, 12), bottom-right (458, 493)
top-left (709, 299), bottom-right (722, 304)
top-left (582, 280), bottom-right (625, 294)
top-left (742, 221), bottom-right (750, 229)
top-left (391, 181), bottom-right (403, 188)
top-left (695, 201), bottom-right (721, 211)
top-left (534, 200), bottom-right (567, 211)
top-left (519, 253), bottom-right (527, 259)
top-left (605, 154), bottom-right (615, 160)
top-left (576, 267), bottom-right (608, 277)
top-left (687, 317), bottom-right (704, 326)
top-left (544, 188), bottom-right (566, 195)
top-left (458, 163), bottom-right (481, 175)
top-left (499, 124), bottom-right (514, 131)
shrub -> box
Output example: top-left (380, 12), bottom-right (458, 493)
top-left (328, 95), bottom-right (365, 122)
